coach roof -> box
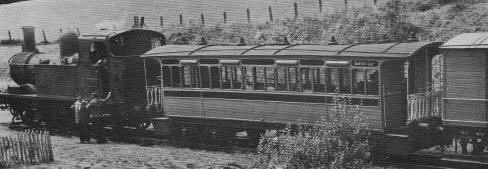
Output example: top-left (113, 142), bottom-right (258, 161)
top-left (441, 32), bottom-right (488, 49)
top-left (142, 41), bottom-right (441, 58)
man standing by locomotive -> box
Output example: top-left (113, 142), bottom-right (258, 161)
top-left (71, 96), bottom-right (90, 143)
top-left (86, 92), bottom-right (111, 144)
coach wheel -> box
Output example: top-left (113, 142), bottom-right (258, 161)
top-left (136, 119), bottom-right (151, 130)
top-left (170, 122), bottom-right (182, 138)
top-left (248, 129), bottom-right (264, 144)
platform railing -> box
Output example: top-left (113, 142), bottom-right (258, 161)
top-left (146, 85), bottom-right (163, 110)
top-left (407, 91), bottom-right (443, 123)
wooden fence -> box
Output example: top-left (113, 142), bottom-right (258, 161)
top-left (0, 130), bottom-right (53, 168)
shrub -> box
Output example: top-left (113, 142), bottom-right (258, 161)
top-left (413, 0), bottom-right (437, 12)
top-left (254, 97), bottom-right (370, 169)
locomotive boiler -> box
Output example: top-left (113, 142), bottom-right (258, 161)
top-left (1, 25), bottom-right (165, 129)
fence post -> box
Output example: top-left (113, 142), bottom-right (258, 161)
top-left (42, 30), bottom-right (48, 43)
top-left (35, 130), bottom-right (42, 162)
top-left (246, 8), bottom-right (251, 24)
top-left (26, 130), bottom-right (33, 164)
top-left (8, 30), bottom-right (12, 41)
top-left (268, 6), bottom-right (273, 22)
top-left (223, 12), bottom-right (227, 24)
top-left (1, 137), bottom-right (6, 167)
top-left (32, 129), bottom-right (40, 163)
top-left (47, 130), bottom-right (53, 161)
top-left (201, 13), bottom-right (205, 26)
top-left (10, 136), bottom-right (19, 165)
top-left (294, 2), bottom-right (298, 19)
top-left (17, 134), bottom-right (24, 164)
top-left (319, 0), bottom-right (323, 12)
top-left (179, 14), bottom-right (183, 25)
top-left (40, 130), bottom-right (45, 162)
top-left (160, 16), bottom-right (164, 29)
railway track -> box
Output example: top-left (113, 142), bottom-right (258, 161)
top-left (6, 123), bottom-right (488, 169)
top-left (375, 153), bottom-right (488, 169)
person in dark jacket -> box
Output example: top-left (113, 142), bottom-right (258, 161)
top-left (86, 92), bottom-right (111, 144)
top-left (71, 96), bottom-right (90, 143)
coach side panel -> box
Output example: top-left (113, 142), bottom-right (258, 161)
top-left (444, 49), bottom-right (487, 127)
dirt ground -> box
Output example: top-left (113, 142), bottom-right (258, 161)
top-left (0, 111), bottom-right (255, 169)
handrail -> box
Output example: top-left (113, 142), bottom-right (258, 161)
top-left (407, 92), bottom-right (443, 122)
top-left (146, 86), bottom-right (163, 111)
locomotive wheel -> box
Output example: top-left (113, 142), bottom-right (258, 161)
top-left (9, 107), bottom-right (34, 124)
top-left (9, 107), bottom-right (22, 124)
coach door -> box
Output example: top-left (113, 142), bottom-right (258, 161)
top-left (381, 60), bottom-right (408, 129)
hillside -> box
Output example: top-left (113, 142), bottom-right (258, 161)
top-left (163, 0), bottom-right (488, 45)
top-left (408, 0), bottom-right (488, 41)
top-left (0, 0), bottom-right (486, 45)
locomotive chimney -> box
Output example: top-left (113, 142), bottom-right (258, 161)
top-left (133, 16), bottom-right (139, 28)
top-left (21, 26), bottom-right (37, 53)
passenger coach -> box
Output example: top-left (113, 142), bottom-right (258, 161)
top-left (142, 41), bottom-right (441, 153)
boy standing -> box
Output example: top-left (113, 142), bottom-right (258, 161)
top-left (72, 96), bottom-right (90, 143)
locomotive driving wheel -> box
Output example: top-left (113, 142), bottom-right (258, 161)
top-left (9, 106), bottom-right (33, 124)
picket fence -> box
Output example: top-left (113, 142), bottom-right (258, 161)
top-left (0, 130), bottom-right (53, 168)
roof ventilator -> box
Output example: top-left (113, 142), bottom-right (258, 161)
top-left (328, 36), bottom-right (338, 45)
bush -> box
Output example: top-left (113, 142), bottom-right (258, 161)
top-left (254, 97), bottom-right (370, 169)
top-left (413, 0), bottom-right (437, 12)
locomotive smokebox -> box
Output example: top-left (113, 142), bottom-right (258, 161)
top-left (59, 31), bottom-right (79, 57)
top-left (21, 26), bottom-right (37, 53)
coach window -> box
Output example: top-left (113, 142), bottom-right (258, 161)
top-left (221, 66), bottom-right (231, 89)
top-left (276, 67), bottom-right (288, 91)
top-left (301, 68), bottom-right (313, 92)
top-left (234, 67), bottom-right (244, 89)
top-left (255, 67), bottom-right (266, 90)
top-left (276, 60), bottom-right (300, 92)
top-left (191, 66), bottom-right (201, 88)
top-left (200, 59), bottom-right (219, 89)
top-left (221, 66), bottom-right (243, 90)
top-left (352, 69), bottom-right (366, 94)
top-left (181, 63), bottom-right (200, 88)
top-left (241, 59), bottom-right (275, 91)
top-left (326, 68), bottom-right (350, 94)
top-left (182, 66), bottom-right (191, 88)
top-left (210, 66), bottom-right (221, 88)
top-left (366, 69), bottom-right (379, 95)
top-left (265, 67), bottom-right (276, 91)
top-left (241, 66), bottom-right (265, 90)
top-left (162, 66), bottom-right (172, 87)
top-left (200, 66), bottom-right (210, 88)
top-left (275, 67), bottom-right (301, 92)
top-left (171, 66), bottom-right (181, 87)
top-left (243, 66), bottom-right (254, 90)
top-left (313, 68), bottom-right (325, 92)
top-left (289, 67), bottom-right (300, 92)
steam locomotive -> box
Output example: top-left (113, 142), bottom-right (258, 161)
top-left (1, 25), bottom-right (165, 129)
